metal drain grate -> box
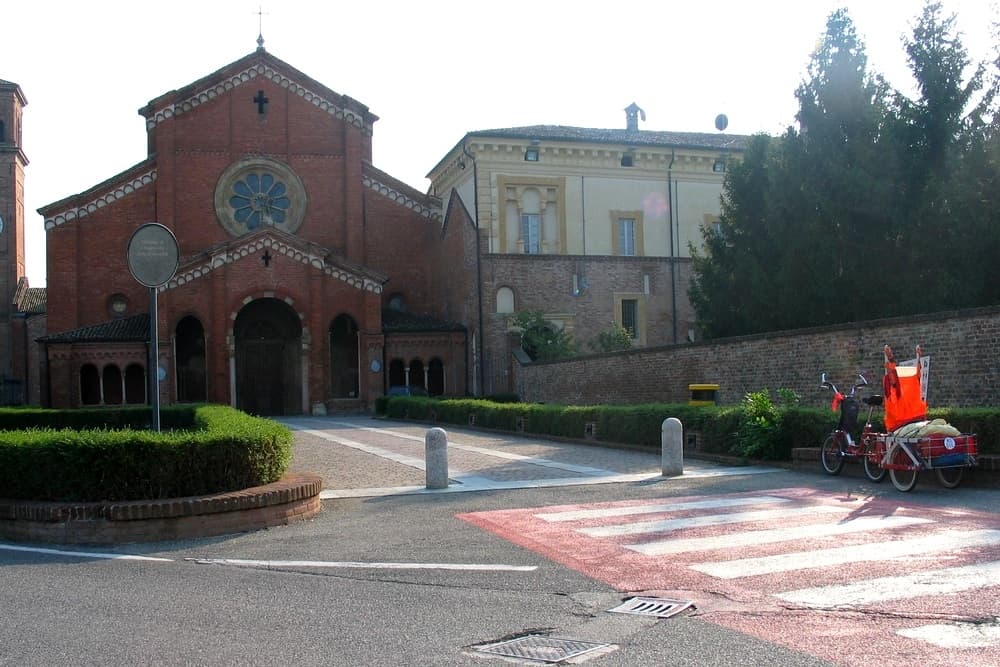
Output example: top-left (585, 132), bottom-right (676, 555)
top-left (477, 635), bottom-right (612, 663)
top-left (608, 596), bottom-right (694, 619)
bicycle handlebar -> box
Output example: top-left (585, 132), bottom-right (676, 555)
top-left (819, 372), bottom-right (868, 397)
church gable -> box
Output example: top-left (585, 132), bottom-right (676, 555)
top-left (139, 50), bottom-right (377, 145)
top-left (362, 163), bottom-right (441, 223)
top-left (167, 228), bottom-right (385, 294)
top-left (39, 161), bottom-right (156, 230)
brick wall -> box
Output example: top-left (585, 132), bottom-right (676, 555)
top-left (481, 254), bottom-right (693, 394)
top-left (515, 306), bottom-right (1000, 409)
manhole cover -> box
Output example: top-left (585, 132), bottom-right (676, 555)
top-left (608, 596), bottom-right (694, 619)
top-left (477, 635), bottom-right (611, 663)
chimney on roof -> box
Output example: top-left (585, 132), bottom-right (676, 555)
top-left (625, 103), bottom-right (646, 132)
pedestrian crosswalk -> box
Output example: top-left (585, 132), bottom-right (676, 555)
top-left (458, 487), bottom-right (1000, 664)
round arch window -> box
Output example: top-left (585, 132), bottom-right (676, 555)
top-left (109, 293), bottom-right (129, 317)
top-left (214, 157), bottom-right (307, 237)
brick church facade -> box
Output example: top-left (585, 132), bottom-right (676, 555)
top-left (29, 44), bottom-right (474, 413)
top-left (4, 39), bottom-right (743, 413)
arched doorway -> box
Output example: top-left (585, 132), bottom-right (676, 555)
top-left (428, 358), bottom-right (445, 396)
top-left (329, 314), bottom-right (359, 398)
top-left (175, 316), bottom-right (207, 403)
top-left (234, 298), bottom-right (302, 415)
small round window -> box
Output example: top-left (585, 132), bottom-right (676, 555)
top-left (109, 294), bottom-right (129, 317)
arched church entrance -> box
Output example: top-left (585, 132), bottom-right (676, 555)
top-left (175, 315), bottom-right (207, 403)
top-left (329, 314), bottom-right (359, 398)
top-left (234, 298), bottom-right (302, 415)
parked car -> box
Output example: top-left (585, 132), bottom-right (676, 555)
top-left (387, 385), bottom-right (429, 397)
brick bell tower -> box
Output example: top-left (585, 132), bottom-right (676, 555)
top-left (0, 79), bottom-right (28, 386)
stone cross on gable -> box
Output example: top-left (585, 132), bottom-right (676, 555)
top-left (254, 90), bottom-right (269, 114)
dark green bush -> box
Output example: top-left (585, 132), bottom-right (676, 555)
top-left (375, 395), bottom-right (999, 459)
top-left (484, 393), bottom-right (521, 404)
top-left (0, 404), bottom-right (291, 502)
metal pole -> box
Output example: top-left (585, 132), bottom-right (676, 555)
top-left (149, 287), bottom-right (160, 432)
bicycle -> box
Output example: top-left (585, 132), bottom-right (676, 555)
top-left (819, 372), bottom-right (886, 483)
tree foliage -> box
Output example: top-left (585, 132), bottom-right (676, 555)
top-left (589, 322), bottom-right (634, 353)
top-left (510, 310), bottom-right (576, 361)
top-left (691, 2), bottom-right (1000, 338)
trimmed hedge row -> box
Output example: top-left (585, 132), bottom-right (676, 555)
top-left (0, 404), bottom-right (292, 502)
top-left (374, 397), bottom-right (999, 460)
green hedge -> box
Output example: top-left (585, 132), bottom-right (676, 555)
top-left (375, 397), bottom-right (999, 460)
top-left (0, 404), bottom-right (292, 502)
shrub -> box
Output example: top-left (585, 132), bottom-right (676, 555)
top-left (0, 404), bottom-right (291, 502)
top-left (375, 394), bottom-right (1000, 459)
top-left (734, 389), bottom-right (782, 459)
top-left (589, 323), bottom-right (633, 353)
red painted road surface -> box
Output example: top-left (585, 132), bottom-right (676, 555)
top-left (458, 487), bottom-right (1000, 667)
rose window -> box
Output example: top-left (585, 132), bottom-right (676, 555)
top-left (228, 173), bottom-right (291, 230)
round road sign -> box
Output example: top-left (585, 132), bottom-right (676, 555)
top-left (127, 223), bottom-right (179, 287)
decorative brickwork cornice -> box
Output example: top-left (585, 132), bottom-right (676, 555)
top-left (42, 169), bottom-right (157, 230)
top-left (144, 62), bottom-right (374, 135)
top-left (164, 232), bottom-right (383, 294)
top-left (363, 172), bottom-right (441, 221)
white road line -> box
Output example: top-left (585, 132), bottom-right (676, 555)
top-left (535, 495), bottom-right (790, 523)
top-left (630, 515), bottom-right (933, 556)
top-left (898, 618), bottom-right (1000, 648)
top-left (285, 419), bottom-right (784, 494)
top-left (692, 529), bottom-right (1000, 579)
top-left (580, 505), bottom-right (845, 538)
top-left (318, 466), bottom-right (784, 498)
top-left (187, 558), bottom-right (537, 572)
top-left (290, 427), bottom-right (431, 471)
top-left (298, 419), bottom-right (619, 476)
top-left (776, 560), bottom-right (1000, 607)
top-left (0, 543), bottom-right (173, 562)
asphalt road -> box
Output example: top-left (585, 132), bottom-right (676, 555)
top-left (3, 419), bottom-right (999, 667)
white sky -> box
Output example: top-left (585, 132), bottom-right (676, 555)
top-left (4, 0), bottom-right (997, 287)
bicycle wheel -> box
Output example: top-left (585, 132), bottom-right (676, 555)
top-left (935, 466), bottom-right (964, 489)
top-left (862, 444), bottom-right (886, 483)
top-left (888, 444), bottom-right (919, 492)
top-left (820, 433), bottom-right (844, 475)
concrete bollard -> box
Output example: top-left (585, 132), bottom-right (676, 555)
top-left (661, 417), bottom-right (684, 477)
top-left (425, 427), bottom-right (449, 489)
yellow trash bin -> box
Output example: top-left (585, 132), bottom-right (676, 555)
top-left (688, 383), bottom-right (719, 406)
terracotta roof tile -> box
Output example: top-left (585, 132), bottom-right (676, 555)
top-left (38, 314), bottom-right (150, 344)
top-left (381, 308), bottom-right (465, 333)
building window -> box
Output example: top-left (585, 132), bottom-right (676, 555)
top-left (521, 214), bottom-right (541, 254)
top-left (618, 218), bottom-right (636, 256)
top-left (614, 293), bottom-right (645, 345)
top-left (620, 153), bottom-right (634, 167)
top-left (496, 287), bottom-right (515, 314)
top-left (498, 176), bottom-right (565, 254)
top-left (621, 299), bottom-right (638, 339)
top-left (387, 293), bottom-right (407, 311)
top-left (109, 293), bottom-right (129, 318)
top-left (524, 148), bottom-right (539, 161)
top-left (611, 210), bottom-right (644, 256)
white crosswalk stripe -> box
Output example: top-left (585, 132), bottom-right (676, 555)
top-left (692, 528), bottom-right (1000, 578)
top-left (629, 514), bottom-right (932, 556)
top-left (579, 505), bottom-right (844, 538)
top-left (535, 495), bottom-right (790, 523)
top-left (776, 560), bottom-right (1000, 607)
